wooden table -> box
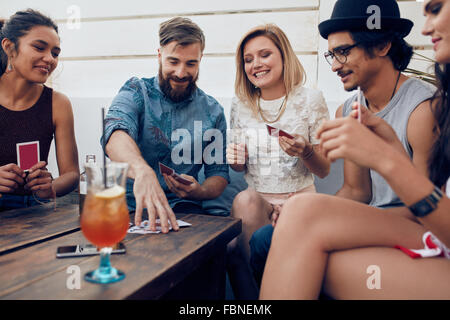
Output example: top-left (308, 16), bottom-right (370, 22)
top-left (0, 203), bottom-right (81, 255)
top-left (0, 204), bottom-right (241, 300)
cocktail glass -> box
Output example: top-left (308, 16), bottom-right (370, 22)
top-left (80, 161), bottom-right (129, 284)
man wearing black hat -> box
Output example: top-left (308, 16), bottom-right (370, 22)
top-left (249, 0), bottom-right (437, 291)
top-left (319, 0), bottom-right (436, 208)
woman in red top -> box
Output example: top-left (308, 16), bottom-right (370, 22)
top-left (0, 9), bottom-right (79, 211)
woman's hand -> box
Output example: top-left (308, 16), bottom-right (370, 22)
top-left (0, 164), bottom-right (25, 194)
top-left (350, 102), bottom-right (404, 151)
top-left (226, 143), bottom-right (248, 172)
top-left (24, 161), bottom-right (55, 199)
top-left (271, 204), bottom-right (283, 227)
top-left (279, 134), bottom-right (312, 159)
top-left (226, 143), bottom-right (248, 164)
top-left (317, 116), bottom-right (395, 171)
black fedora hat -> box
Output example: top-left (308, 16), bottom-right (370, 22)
top-left (318, 0), bottom-right (413, 39)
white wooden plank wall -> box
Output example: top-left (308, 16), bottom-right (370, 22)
top-left (1, 0), bottom-right (435, 175)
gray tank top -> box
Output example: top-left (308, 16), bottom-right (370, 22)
top-left (343, 78), bottom-right (436, 208)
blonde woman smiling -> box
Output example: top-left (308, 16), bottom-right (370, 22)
top-left (226, 24), bottom-right (330, 299)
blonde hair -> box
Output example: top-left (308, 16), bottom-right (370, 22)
top-left (235, 24), bottom-right (306, 115)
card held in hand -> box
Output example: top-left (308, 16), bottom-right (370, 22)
top-left (16, 141), bottom-right (40, 171)
top-left (158, 162), bottom-right (193, 185)
top-left (159, 162), bottom-right (174, 176)
top-left (266, 124), bottom-right (294, 139)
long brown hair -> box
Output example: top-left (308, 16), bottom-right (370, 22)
top-left (235, 24), bottom-right (306, 116)
top-left (429, 63), bottom-right (450, 188)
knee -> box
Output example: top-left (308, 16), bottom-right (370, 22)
top-left (276, 193), bottom-right (332, 231)
top-left (232, 189), bottom-right (259, 208)
top-left (231, 189), bottom-right (264, 219)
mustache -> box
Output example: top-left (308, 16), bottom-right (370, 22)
top-left (337, 70), bottom-right (352, 77)
top-left (158, 67), bottom-right (198, 103)
top-left (169, 75), bottom-right (193, 83)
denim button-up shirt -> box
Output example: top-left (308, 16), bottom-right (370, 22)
top-left (102, 76), bottom-right (229, 210)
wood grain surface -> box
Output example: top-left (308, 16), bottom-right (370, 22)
top-left (0, 204), bottom-right (81, 255)
top-left (0, 213), bottom-right (241, 300)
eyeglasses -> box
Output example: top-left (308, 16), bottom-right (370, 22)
top-left (324, 43), bottom-right (360, 66)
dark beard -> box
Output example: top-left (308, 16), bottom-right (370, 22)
top-left (158, 66), bottom-right (198, 103)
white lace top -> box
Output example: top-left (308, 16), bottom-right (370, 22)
top-left (229, 85), bottom-right (329, 193)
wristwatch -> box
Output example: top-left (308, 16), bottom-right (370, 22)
top-left (408, 186), bottom-right (443, 217)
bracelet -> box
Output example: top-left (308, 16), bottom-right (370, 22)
top-left (408, 186), bottom-right (443, 217)
top-left (300, 146), bottom-right (314, 160)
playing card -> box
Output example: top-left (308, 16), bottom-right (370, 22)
top-left (159, 162), bottom-right (174, 175)
top-left (173, 174), bottom-right (193, 185)
top-left (266, 124), bottom-right (294, 139)
top-left (127, 219), bottom-right (192, 234)
top-left (16, 141), bottom-right (40, 171)
top-left (158, 162), bottom-right (193, 185)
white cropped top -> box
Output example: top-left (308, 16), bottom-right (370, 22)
top-left (229, 85), bottom-right (329, 193)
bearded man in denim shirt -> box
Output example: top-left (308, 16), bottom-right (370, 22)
top-left (102, 17), bottom-right (229, 233)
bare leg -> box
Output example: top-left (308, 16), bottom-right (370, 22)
top-left (231, 188), bottom-right (273, 258)
top-left (260, 193), bottom-right (426, 299)
top-left (324, 247), bottom-right (450, 299)
top-left (227, 188), bottom-right (273, 299)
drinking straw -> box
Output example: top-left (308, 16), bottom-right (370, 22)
top-left (101, 108), bottom-right (107, 188)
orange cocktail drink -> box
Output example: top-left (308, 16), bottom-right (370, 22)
top-left (81, 185), bottom-right (129, 248)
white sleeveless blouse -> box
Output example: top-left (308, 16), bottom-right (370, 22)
top-left (229, 86), bottom-right (329, 193)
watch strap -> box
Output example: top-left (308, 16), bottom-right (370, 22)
top-left (408, 186), bottom-right (443, 217)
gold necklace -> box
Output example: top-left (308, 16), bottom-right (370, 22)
top-left (257, 95), bottom-right (287, 124)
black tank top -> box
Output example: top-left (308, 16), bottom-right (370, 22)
top-left (0, 85), bottom-right (54, 195)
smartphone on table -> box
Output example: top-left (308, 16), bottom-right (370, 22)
top-left (56, 243), bottom-right (126, 258)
